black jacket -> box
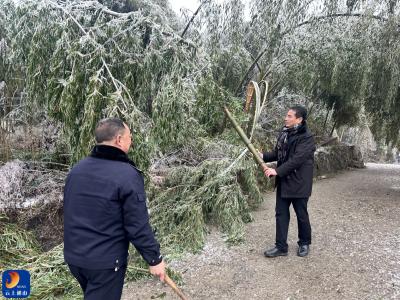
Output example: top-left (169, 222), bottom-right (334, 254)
top-left (263, 123), bottom-right (316, 198)
top-left (63, 145), bottom-right (162, 270)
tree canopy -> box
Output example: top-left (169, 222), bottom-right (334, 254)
top-left (1, 0), bottom-right (399, 160)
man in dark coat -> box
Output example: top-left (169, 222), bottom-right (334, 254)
top-left (64, 118), bottom-right (165, 299)
top-left (261, 105), bottom-right (316, 257)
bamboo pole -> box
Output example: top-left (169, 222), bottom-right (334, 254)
top-left (223, 106), bottom-right (267, 170)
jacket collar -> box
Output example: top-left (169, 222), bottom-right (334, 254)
top-left (90, 144), bottom-right (141, 173)
top-left (282, 122), bottom-right (307, 134)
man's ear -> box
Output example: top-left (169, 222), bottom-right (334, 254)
top-left (116, 134), bottom-right (122, 145)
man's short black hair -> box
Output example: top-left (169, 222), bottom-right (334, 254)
top-left (94, 118), bottom-right (126, 143)
top-left (289, 105), bottom-right (307, 121)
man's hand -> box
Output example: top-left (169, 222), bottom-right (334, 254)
top-left (149, 260), bottom-right (166, 282)
top-left (262, 163), bottom-right (269, 178)
top-left (262, 164), bottom-right (277, 177)
top-left (266, 168), bottom-right (277, 177)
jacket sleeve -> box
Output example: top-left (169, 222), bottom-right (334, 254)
top-left (121, 177), bottom-right (162, 266)
top-left (263, 148), bottom-right (278, 162)
top-left (276, 135), bottom-right (315, 177)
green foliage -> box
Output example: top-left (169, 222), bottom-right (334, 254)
top-left (194, 75), bottom-right (230, 134)
top-left (151, 75), bottom-right (199, 152)
top-left (0, 217), bottom-right (41, 268)
top-left (1, 0), bottom-right (199, 169)
top-left (149, 138), bottom-right (264, 255)
top-left (195, 73), bottom-right (249, 135)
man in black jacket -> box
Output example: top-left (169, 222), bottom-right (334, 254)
top-left (64, 118), bottom-right (165, 299)
top-left (261, 105), bottom-right (316, 258)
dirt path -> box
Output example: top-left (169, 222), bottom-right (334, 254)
top-left (122, 163), bottom-right (400, 300)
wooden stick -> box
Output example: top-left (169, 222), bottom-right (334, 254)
top-left (128, 266), bottom-right (188, 299)
top-left (164, 274), bottom-right (189, 300)
top-left (223, 106), bottom-right (266, 170)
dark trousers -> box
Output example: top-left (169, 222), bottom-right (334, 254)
top-left (275, 190), bottom-right (312, 251)
top-left (68, 264), bottom-right (127, 300)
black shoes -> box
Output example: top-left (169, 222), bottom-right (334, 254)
top-left (297, 245), bottom-right (310, 257)
top-left (264, 247), bottom-right (288, 258)
top-left (263, 245), bottom-right (310, 257)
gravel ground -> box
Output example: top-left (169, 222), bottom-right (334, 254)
top-left (122, 163), bottom-right (400, 300)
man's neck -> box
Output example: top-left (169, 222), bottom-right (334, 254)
top-left (98, 142), bottom-right (124, 152)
